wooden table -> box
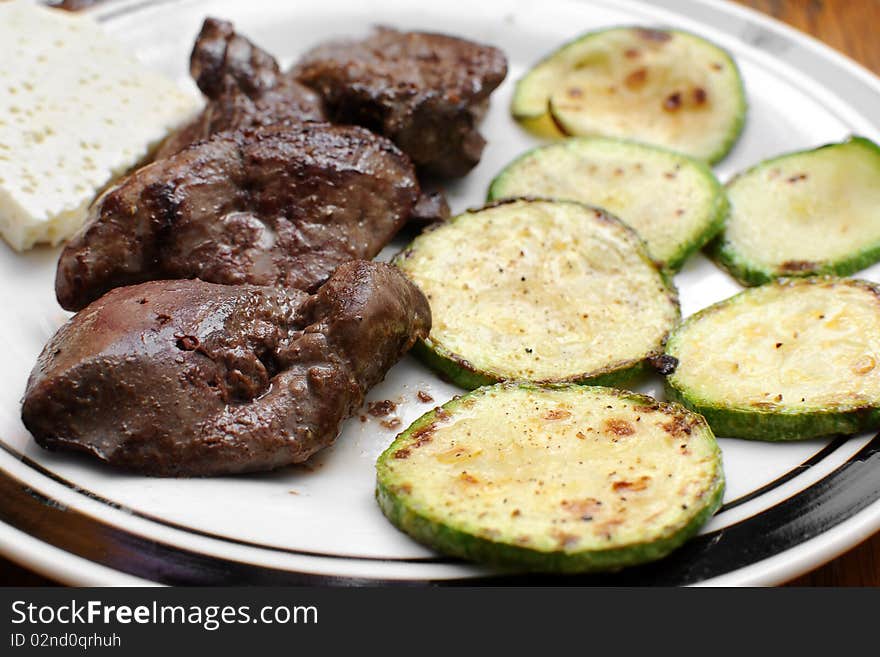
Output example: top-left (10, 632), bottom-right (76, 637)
top-left (1, 0), bottom-right (879, 587)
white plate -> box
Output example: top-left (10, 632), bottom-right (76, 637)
top-left (2, 0), bottom-right (880, 587)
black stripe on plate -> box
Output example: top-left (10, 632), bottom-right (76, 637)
top-left (1, 434), bottom-right (878, 585)
top-left (716, 436), bottom-right (846, 514)
top-left (0, 430), bottom-right (847, 566)
top-left (0, 471), bottom-right (390, 586)
top-left (0, 442), bottom-right (450, 564)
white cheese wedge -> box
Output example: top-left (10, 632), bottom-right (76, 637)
top-left (0, 0), bottom-right (202, 251)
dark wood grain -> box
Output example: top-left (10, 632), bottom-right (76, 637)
top-left (2, 0), bottom-right (879, 589)
top-left (734, 0), bottom-right (880, 74)
top-left (732, 0), bottom-right (880, 586)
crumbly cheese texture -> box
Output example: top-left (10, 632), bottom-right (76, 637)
top-left (379, 386), bottom-right (723, 553)
top-left (489, 138), bottom-right (724, 268)
top-left (0, 0), bottom-right (201, 251)
top-left (397, 199), bottom-right (679, 382)
top-left (668, 279), bottom-right (880, 410)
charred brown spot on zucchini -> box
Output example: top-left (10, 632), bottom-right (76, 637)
top-left (665, 277), bottom-right (880, 440)
top-left (511, 27), bottom-right (746, 162)
top-left (487, 137), bottom-right (728, 270)
top-left (708, 137), bottom-right (880, 286)
top-left (376, 384), bottom-right (724, 573)
top-left (394, 199), bottom-right (680, 389)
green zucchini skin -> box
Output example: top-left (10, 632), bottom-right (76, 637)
top-left (376, 384), bottom-right (725, 573)
top-left (707, 238), bottom-right (880, 288)
top-left (487, 137), bottom-right (730, 272)
top-left (376, 477), bottom-right (723, 573)
top-left (674, 197), bottom-right (729, 273)
top-left (412, 338), bottom-right (653, 391)
top-left (664, 384), bottom-right (880, 442)
top-left (512, 26), bottom-right (747, 164)
top-left (393, 199), bottom-right (680, 391)
top-left (707, 137), bottom-right (880, 286)
top-left (663, 277), bottom-right (880, 440)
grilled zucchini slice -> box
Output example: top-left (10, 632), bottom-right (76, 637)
top-left (394, 199), bottom-right (680, 389)
top-left (664, 277), bottom-right (880, 441)
top-left (487, 137), bottom-right (728, 271)
top-left (708, 137), bottom-right (880, 286)
top-left (512, 27), bottom-right (746, 163)
top-left (376, 384), bottom-right (724, 573)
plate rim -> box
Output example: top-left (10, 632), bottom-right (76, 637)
top-left (3, 0), bottom-right (880, 586)
top-left (2, 432), bottom-right (879, 586)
